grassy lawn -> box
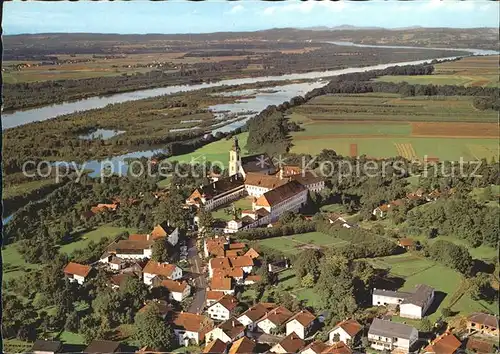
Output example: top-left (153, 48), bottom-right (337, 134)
top-left (3, 178), bottom-right (60, 199)
top-left (57, 331), bottom-right (86, 345)
top-left (156, 178), bottom-right (171, 189)
top-left (2, 242), bottom-right (43, 281)
top-left (277, 268), bottom-right (322, 309)
top-left (211, 197), bottom-right (254, 221)
top-left (320, 203), bottom-right (347, 214)
top-left (168, 132), bottom-right (248, 166)
top-left (59, 224), bottom-right (138, 255)
top-left (257, 232), bottom-right (349, 254)
top-left (365, 252), bottom-right (499, 322)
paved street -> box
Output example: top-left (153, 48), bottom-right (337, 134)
top-left (187, 237), bottom-right (207, 314)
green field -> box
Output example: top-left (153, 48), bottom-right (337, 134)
top-left (257, 231), bottom-right (349, 254)
top-left (287, 93), bottom-right (498, 161)
top-left (375, 55), bottom-right (499, 88)
top-left (212, 197), bottom-right (254, 221)
top-left (2, 243), bottom-right (43, 281)
top-left (366, 253), bottom-right (499, 320)
top-left (276, 268), bottom-right (323, 309)
top-left (168, 132), bottom-right (248, 166)
top-left (59, 224), bottom-right (138, 255)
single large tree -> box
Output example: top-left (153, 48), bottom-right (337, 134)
top-left (134, 305), bottom-right (175, 351)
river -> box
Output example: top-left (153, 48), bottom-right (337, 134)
top-left (4, 41), bottom-right (497, 130)
top-left (2, 43), bottom-right (498, 223)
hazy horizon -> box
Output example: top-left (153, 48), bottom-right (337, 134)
top-left (4, 0), bottom-right (499, 35)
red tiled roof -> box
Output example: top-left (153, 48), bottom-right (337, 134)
top-left (143, 261), bottom-right (178, 277)
top-left (213, 295), bottom-right (239, 311)
top-left (215, 318), bottom-right (245, 340)
top-left (322, 341), bottom-right (353, 354)
top-left (332, 319), bottom-right (362, 338)
top-left (275, 333), bottom-right (305, 353)
top-left (286, 310), bottom-right (316, 327)
top-left (204, 339), bottom-right (228, 354)
top-left (239, 303), bottom-right (277, 322)
top-left (244, 248), bottom-right (260, 259)
top-left (302, 341), bottom-right (329, 354)
top-left (211, 276), bottom-right (233, 291)
top-left (170, 312), bottom-right (213, 339)
top-left (207, 290), bottom-right (225, 302)
top-left (399, 238), bottom-right (415, 247)
top-left (64, 262), bottom-right (91, 277)
top-left (260, 306), bottom-right (293, 326)
top-left (424, 331), bottom-right (461, 354)
top-left (160, 279), bottom-right (189, 293)
top-left (229, 337), bottom-right (255, 354)
top-left (255, 180), bottom-right (306, 208)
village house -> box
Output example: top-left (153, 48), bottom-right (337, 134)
top-left (209, 256), bottom-right (254, 278)
top-left (106, 239), bottom-right (154, 260)
top-left (143, 260), bottom-right (183, 286)
top-left (238, 303), bottom-right (277, 331)
top-left (398, 238), bottom-right (415, 250)
top-left (245, 248), bottom-right (260, 259)
top-left (207, 294), bottom-right (240, 321)
top-left (210, 274), bottom-right (235, 295)
top-left (186, 175), bottom-right (246, 211)
top-left (243, 275), bottom-right (262, 285)
top-left (322, 341), bottom-right (353, 354)
top-left (204, 236), bottom-right (229, 258)
top-left (368, 318), bottom-right (418, 354)
top-left (372, 284), bottom-right (434, 319)
top-left (256, 306), bottom-right (294, 334)
top-left (252, 180), bottom-right (308, 222)
top-left (423, 331), bottom-right (462, 354)
top-left (285, 310), bottom-right (316, 340)
top-left (170, 312), bottom-right (214, 346)
top-left (328, 319), bottom-right (362, 346)
top-left (204, 339), bottom-right (228, 354)
top-left (228, 337), bottom-right (256, 354)
top-left (206, 318), bottom-right (246, 344)
top-left (31, 340), bottom-right (62, 354)
top-left (109, 273), bottom-right (139, 290)
top-left (300, 341), bottom-right (330, 354)
top-left (90, 203), bottom-right (119, 214)
top-left (270, 332), bottom-right (305, 354)
top-left (84, 340), bottom-right (121, 354)
top-left (150, 223), bottom-right (179, 246)
top-left (157, 279), bottom-right (191, 302)
top-left (206, 290), bottom-right (225, 307)
top-left (288, 171), bottom-right (325, 193)
top-left (328, 214), bottom-right (353, 229)
top-left (466, 312), bottom-right (499, 337)
top-left (63, 262), bottom-right (92, 285)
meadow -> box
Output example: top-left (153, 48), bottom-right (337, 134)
top-left (288, 93), bottom-right (499, 161)
top-left (256, 231), bottom-right (349, 254)
top-left (167, 132), bottom-right (249, 166)
top-left (374, 55), bottom-right (499, 88)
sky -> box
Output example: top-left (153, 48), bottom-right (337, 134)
top-left (3, 0), bottom-right (499, 35)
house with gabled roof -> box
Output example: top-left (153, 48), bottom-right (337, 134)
top-left (256, 306), bottom-right (294, 334)
top-left (300, 341), bottom-right (329, 354)
top-left (286, 310), bottom-right (316, 339)
top-left (228, 337), bottom-right (256, 354)
top-left (210, 274), bottom-right (234, 295)
top-left (156, 278), bottom-right (191, 302)
top-left (150, 223), bottom-right (179, 246)
top-left (372, 284), bottom-right (434, 319)
top-left (143, 260), bottom-right (182, 285)
top-left (84, 340), bottom-right (121, 354)
top-left (204, 339), bottom-right (228, 354)
top-left (244, 248), bottom-right (260, 259)
top-left (322, 341), bottom-right (353, 354)
top-left (423, 331), bottom-right (461, 354)
top-left (206, 317), bottom-right (246, 344)
top-left (328, 319), bottom-right (362, 346)
top-left (204, 236), bottom-right (229, 258)
top-left (238, 303), bottom-right (277, 331)
top-left (206, 289), bottom-right (225, 306)
top-left (107, 239), bottom-right (154, 260)
top-left (270, 332), bottom-right (305, 354)
top-left (31, 340), bottom-right (62, 354)
top-left (368, 318), bottom-right (418, 353)
top-left (169, 311), bottom-right (214, 346)
top-left (63, 262), bottom-right (92, 285)
top-left (207, 294), bottom-right (240, 321)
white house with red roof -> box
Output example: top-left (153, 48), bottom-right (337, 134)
top-left (143, 260), bottom-right (183, 286)
top-left (63, 262), bottom-right (92, 285)
top-left (207, 295), bottom-right (240, 321)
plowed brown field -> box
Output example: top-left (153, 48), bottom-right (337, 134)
top-left (411, 122), bottom-right (499, 138)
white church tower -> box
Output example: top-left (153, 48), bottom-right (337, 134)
top-left (229, 136), bottom-right (242, 176)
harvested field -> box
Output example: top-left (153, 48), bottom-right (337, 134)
top-left (411, 122), bottom-right (500, 138)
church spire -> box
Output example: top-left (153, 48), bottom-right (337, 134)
top-left (231, 136), bottom-right (240, 152)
